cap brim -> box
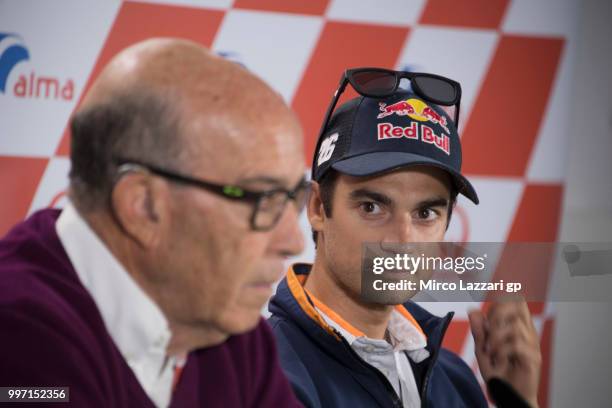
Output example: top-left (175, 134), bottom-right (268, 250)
top-left (331, 152), bottom-right (479, 204)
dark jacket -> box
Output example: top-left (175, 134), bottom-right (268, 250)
top-left (0, 209), bottom-right (302, 407)
top-left (268, 263), bottom-right (488, 408)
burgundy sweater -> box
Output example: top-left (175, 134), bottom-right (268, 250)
top-left (0, 209), bottom-right (302, 407)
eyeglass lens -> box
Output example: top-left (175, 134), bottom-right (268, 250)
top-left (253, 184), bottom-right (310, 230)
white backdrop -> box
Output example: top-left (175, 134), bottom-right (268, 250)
top-left (1, 1), bottom-right (607, 406)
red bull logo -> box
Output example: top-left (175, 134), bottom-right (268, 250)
top-left (376, 100), bottom-right (415, 118)
top-left (377, 98), bottom-right (450, 134)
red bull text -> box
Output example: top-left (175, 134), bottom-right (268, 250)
top-left (377, 122), bottom-right (451, 155)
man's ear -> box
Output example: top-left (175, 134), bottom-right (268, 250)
top-left (111, 173), bottom-right (169, 248)
top-left (308, 181), bottom-right (325, 234)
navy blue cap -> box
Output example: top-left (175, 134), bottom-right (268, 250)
top-left (312, 91), bottom-right (479, 204)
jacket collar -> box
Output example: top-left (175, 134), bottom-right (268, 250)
top-left (269, 263), bottom-right (454, 369)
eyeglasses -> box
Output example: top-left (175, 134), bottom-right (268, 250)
top-left (312, 67), bottom-right (462, 175)
top-left (114, 158), bottom-right (311, 231)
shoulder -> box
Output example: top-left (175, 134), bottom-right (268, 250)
top-left (0, 270), bottom-right (113, 366)
top-left (267, 315), bottom-right (312, 369)
top-left (0, 210), bottom-right (85, 314)
top-left (0, 303), bottom-right (115, 406)
top-left (0, 243), bottom-right (98, 340)
top-left (0, 302), bottom-right (93, 356)
top-left (0, 221), bottom-right (116, 392)
top-left (268, 313), bottom-right (309, 343)
top-left (267, 316), bottom-right (321, 408)
top-left (267, 315), bottom-right (304, 360)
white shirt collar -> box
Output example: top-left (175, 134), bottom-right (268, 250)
top-left (315, 306), bottom-right (427, 350)
top-left (56, 203), bottom-right (175, 407)
top-left (314, 305), bottom-right (428, 407)
top-left (387, 309), bottom-right (429, 353)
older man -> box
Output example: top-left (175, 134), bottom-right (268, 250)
top-left (0, 38), bottom-right (307, 407)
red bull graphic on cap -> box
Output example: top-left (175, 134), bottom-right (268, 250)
top-left (377, 122), bottom-right (450, 155)
top-left (377, 98), bottom-right (450, 134)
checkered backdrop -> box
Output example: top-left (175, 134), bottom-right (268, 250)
top-left (0, 0), bottom-right (579, 406)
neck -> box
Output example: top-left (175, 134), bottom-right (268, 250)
top-left (83, 209), bottom-right (228, 356)
top-left (304, 259), bottom-right (393, 340)
top-left (166, 323), bottom-right (228, 356)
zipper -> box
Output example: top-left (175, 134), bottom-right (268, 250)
top-left (332, 328), bottom-right (403, 408)
top-left (419, 312), bottom-right (453, 408)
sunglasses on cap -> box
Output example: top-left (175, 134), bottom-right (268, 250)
top-left (312, 67), bottom-right (462, 175)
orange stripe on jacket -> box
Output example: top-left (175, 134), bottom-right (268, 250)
top-left (286, 265), bottom-right (427, 342)
top-left (286, 267), bottom-right (341, 340)
top-left (306, 290), bottom-right (365, 338)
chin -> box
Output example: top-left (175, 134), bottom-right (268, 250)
top-left (216, 308), bottom-right (263, 336)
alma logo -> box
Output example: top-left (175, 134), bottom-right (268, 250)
top-left (0, 33), bottom-right (74, 100)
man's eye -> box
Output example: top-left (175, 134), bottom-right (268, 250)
top-left (417, 208), bottom-right (439, 220)
top-left (360, 202), bottom-right (382, 214)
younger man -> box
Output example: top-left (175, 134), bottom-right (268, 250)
top-left (269, 69), bottom-right (541, 408)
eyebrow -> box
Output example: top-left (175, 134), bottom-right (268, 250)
top-left (417, 197), bottom-right (450, 209)
top-left (349, 188), bottom-right (393, 206)
top-left (349, 189), bottom-right (450, 209)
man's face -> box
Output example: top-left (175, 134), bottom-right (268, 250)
top-left (313, 166), bottom-right (451, 301)
top-left (159, 103), bottom-right (305, 337)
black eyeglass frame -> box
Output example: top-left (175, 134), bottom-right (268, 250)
top-left (311, 67), bottom-right (462, 178)
top-left (113, 158), bottom-right (311, 231)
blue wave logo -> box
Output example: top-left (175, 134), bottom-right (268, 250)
top-left (0, 33), bottom-right (30, 93)
top-left (216, 50), bottom-right (247, 69)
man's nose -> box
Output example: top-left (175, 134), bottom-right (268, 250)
top-left (381, 213), bottom-right (417, 244)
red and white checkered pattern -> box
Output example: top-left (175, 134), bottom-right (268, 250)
top-left (0, 1), bottom-right (579, 405)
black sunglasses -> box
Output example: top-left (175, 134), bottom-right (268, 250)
top-left (114, 158), bottom-right (311, 231)
top-left (312, 67), bottom-right (462, 175)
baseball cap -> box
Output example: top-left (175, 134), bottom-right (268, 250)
top-left (312, 91), bottom-right (479, 204)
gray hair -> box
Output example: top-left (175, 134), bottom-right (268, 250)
top-left (68, 87), bottom-right (183, 212)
